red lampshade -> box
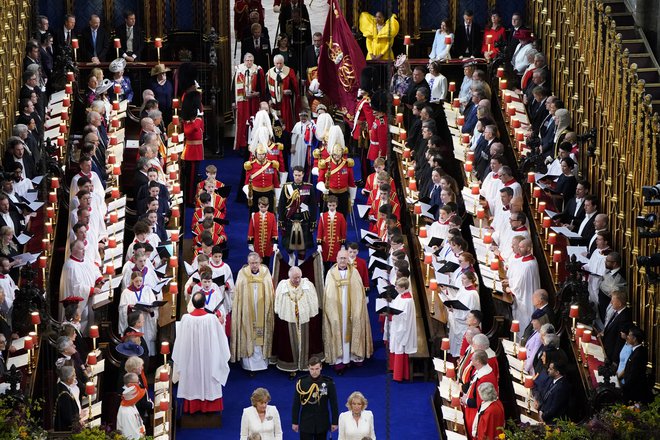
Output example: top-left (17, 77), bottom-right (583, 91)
top-left (467, 151), bottom-right (475, 162)
top-left (457, 115), bottom-right (465, 126)
top-left (407, 167), bottom-right (415, 178)
top-left (48, 192), bottom-right (57, 204)
top-left (512, 118), bottom-right (521, 129)
top-left (30, 311), bottom-right (41, 325)
top-left (109, 212), bottom-right (119, 223)
top-left (159, 368), bottom-right (169, 382)
top-left (538, 201), bottom-right (546, 213)
top-left (169, 256), bottom-right (178, 268)
top-left (171, 134), bottom-right (178, 144)
top-left (490, 260), bottom-right (499, 271)
top-left (172, 98), bottom-right (179, 109)
top-left (517, 347), bottom-right (527, 361)
top-left (65, 83), bottom-right (73, 94)
top-left (38, 256), bottom-right (47, 269)
top-left (461, 134), bottom-right (470, 143)
top-left (414, 204), bottom-right (422, 215)
top-left (155, 38), bottom-right (163, 48)
top-left (510, 320), bottom-right (520, 333)
top-left (396, 113), bottom-right (404, 124)
top-left (403, 149), bottom-right (411, 159)
top-left (497, 68), bottom-right (505, 78)
top-left (582, 329), bottom-right (592, 343)
top-left (477, 208), bottom-right (485, 219)
top-left (171, 206), bottom-right (180, 218)
top-left (575, 324), bottom-right (585, 338)
top-left (441, 338), bottom-right (450, 351)
top-left (114, 83), bottom-right (122, 94)
top-left (24, 336), bottom-right (33, 350)
top-left (112, 100), bottom-right (120, 111)
top-left (445, 36), bottom-right (453, 45)
top-left (524, 375), bottom-right (534, 388)
top-left (111, 187), bottom-right (120, 198)
top-left (507, 105), bottom-right (516, 116)
top-left (429, 278), bottom-right (438, 290)
top-left (113, 38), bottom-right (121, 48)
top-left (448, 81), bottom-right (456, 92)
top-left (63, 97), bottom-right (70, 107)
top-left (569, 305), bottom-right (579, 318)
top-left (105, 264), bottom-right (115, 276)
top-left (446, 365), bottom-right (456, 379)
top-left (408, 180), bottom-right (417, 191)
top-left (419, 227), bottom-right (427, 238)
top-left (86, 382), bottom-right (96, 396)
top-left (533, 187), bottom-right (541, 198)
top-left (424, 253), bottom-right (432, 264)
top-left (451, 395), bottom-right (461, 407)
top-left (66, 71), bottom-right (75, 82)
top-left (173, 183), bottom-right (181, 195)
top-left (404, 35), bottom-right (411, 45)
top-left (542, 216), bottom-right (552, 229)
top-left (172, 115), bottom-right (180, 126)
top-left (527, 172), bottom-right (535, 184)
top-left (50, 177), bottom-right (60, 189)
top-left (552, 250), bottom-right (562, 263)
top-left (87, 353), bottom-right (97, 366)
top-left (171, 231), bottom-right (180, 242)
top-left (483, 233), bottom-right (492, 244)
top-left (46, 207), bottom-right (55, 219)
top-left (110, 136), bottom-right (118, 146)
top-left (505, 94), bottom-right (513, 103)
top-left (392, 95), bottom-right (401, 106)
top-left (169, 282), bottom-right (178, 294)
top-left (547, 233), bottom-right (557, 245)
top-left (464, 161), bottom-right (473, 172)
top-left (41, 238), bottom-right (49, 251)
top-left (45, 222), bottom-right (53, 234)
top-left (399, 130), bottom-right (407, 141)
top-left (112, 165), bottom-right (121, 176)
top-left (57, 136), bottom-right (65, 147)
top-left (500, 79), bottom-right (508, 89)
top-left (59, 123), bottom-right (67, 134)
top-left (453, 98), bottom-right (460, 108)
top-left (111, 118), bottom-right (120, 128)
top-left (108, 238), bottom-right (117, 249)
top-left (89, 325), bottom-right (100, 338)
top-left (61, 111), bottom-right (69, 121)
top-left (471, 184), bottom-right (479, 195)
top-left (160, 341), bottom-right (170, 355)
top-left (486, 35), bottom-right (493, 43)
top-left (159, 399), bottom-right (169, 411)
top-left (516, 131), bottom-right (524, 142)
top-left (169, 171), bottom-right (177, 180)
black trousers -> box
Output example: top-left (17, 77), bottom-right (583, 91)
top-left (325, 191), bottom-right (350, 219)
top-left (300, 432), bottom-right (329, 440)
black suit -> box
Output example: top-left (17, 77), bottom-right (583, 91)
top-left (554, 197), bottom-right (585, 228)
top-left (452, 22), bottom-right (482, 58)
top-left (4, 153), bottom-right (36, 180)
top-left (539, 376), bottom-right (570, 423)
top-left (573, 213), bottom-right (596, 245)
top-left (79, 26), bottom-right (110, 62)
top-left (114, 25), bottom-right (144, 59)
top-left (0, 209), bottom-right (25, 237)
top-left (601, 307), bottom-right (632, 362)
top-left (53, 27), bottom-right (76, 56)
top-left (53, 382), bottom-right (80, 431)
top-left (301, 44), bottom-right (320, 81)
top-left (621, 345), bottom-right (652, 403)
top-left (241, 36), bottom-right (272, 71)
top-left (292, 374), bottom-right (339, 436)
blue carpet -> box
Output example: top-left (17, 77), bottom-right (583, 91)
top-left (177, 150), bottom-right (438, 439)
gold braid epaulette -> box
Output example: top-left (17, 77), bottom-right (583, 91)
top-left (296, 379), bottom-right (320, 405)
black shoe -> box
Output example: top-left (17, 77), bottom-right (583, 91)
top-left (355, 179), bottom-right (365, 188)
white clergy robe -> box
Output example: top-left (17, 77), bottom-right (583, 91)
top-left (507, 254), bottom-right (540, 335)
top-left (208, 260), bottom-right (235, 312)
top-left (585, 248), bottom-right (608, 306)
top-left (60, 256), bottom-right (103, 334)
top-left (119, 286), bottom-right (159, 354)
top-left (388, 292), bottom-right (417, 355)
top-left (443, 286), bottom-right (481, 356)
top-left (291, 120), bottom-right (313, 170)
top-left (187, 283), bottom-right (227, 317)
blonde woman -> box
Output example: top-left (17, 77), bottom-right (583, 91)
top-left (240, 388), bottom-right (283, 440)
top-left (338, 391), bottom-right (376, 440)
top-left (0, 227), bottom-right (18, 260)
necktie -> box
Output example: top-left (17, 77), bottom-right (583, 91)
top-left (315, 47), bottom-right (319, 58)
top-left (255, 39), bottom-right (259, 48)
top-left (66, 30), bottom-right (71, 44)
top-left (92, 30), bottom-right (97, 56)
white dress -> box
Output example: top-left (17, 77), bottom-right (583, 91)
top-left (240, 405), bottom-right (283, 440)
top-left (338, 410), bottom-right (376, 440)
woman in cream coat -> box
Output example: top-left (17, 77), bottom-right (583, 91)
top-left (240, 388), bottom-right (283, 440)
top-left (338, 391), bottom-right (376, 440)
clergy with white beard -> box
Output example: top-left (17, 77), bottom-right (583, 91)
top-left (388, 277), bottom-right (418, 382)
top-left (505, 238), bottom-right (540, 335)
top-left (60, 240), bottom-right (104, 334)
top-left (231, 252), bottom-right (275, 372)
top-left (323, 249), bottom-right (373, 372)
top-left (119, 271), bottom-right (159, 355)
top-left (273, 266), bottom-right (322, 373)
top-left (173, 292), bottom-right (230, 414)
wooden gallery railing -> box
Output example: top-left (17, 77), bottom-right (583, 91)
top-left (0, 0), bottom-right (32, 155)
top-left (530, 0), bottom-right (660, 386)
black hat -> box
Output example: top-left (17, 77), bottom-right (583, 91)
top-left (370, 90), bottom-right (388, 113)
top-left (531, 308), bottom-right (547, 320)
top-left (360, 66), bottom-right (377, 96)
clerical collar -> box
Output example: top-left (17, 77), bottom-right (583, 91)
top-left (503, 178), bottom-right (516, 186)
top-left (70, 256), bottom-right (84, 262)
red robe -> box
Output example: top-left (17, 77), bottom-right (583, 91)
top-left (196, 179), bottom-right (225, 196)
top-left (366, 177), bottom-right (396, 205)
top-left (267, 66), bottom-right (299, 131)
top-left (367, 115), bottom-right (388, 161)
top-left (316, 211), bottom-right (346, 262)
top-left (195, 192), bottom-right (227, 214)
top-left (353, 257), bottom-right (369, 290)
top-left (352, 96), bottom-right (374, 140)
top-left (193, 223), bottom-right (227, 248)
top-left (463, 367), bottom-right (499, 439)
top-left (475, 400), bottom-right (505, 440)
top-left (369, 197), bottom-right (401, 232)
top-left (192, 207), bottom-right (224, 225)
top-left (183, 117), bottom-right (204, 161)
top-left (248, 211), bottom-right (278, 258)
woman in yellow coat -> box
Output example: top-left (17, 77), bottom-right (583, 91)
top-left (359, 11), bottom-right (399, 60)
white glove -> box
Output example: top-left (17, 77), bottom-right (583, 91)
top-left (248, 244), bottom-right (254, 252)
top-left (279, 172), bottom-right (288, 184)
top-left (317, 245), bottom-right (323, 254)
top-left (272, 244), bottom-right (278, 253)
top-left (316, 181), bottom-right (328, 194)
top-left (312, 167), bottom-right (319, 176)
top-left (242, 185), bottom-right (250, 196)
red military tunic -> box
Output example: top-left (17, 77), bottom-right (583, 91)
top-left (196, 179), bottom-right (225, 196)
top-left (192, 207), bottom-right (224, 225)
top-left (193, 223), bottom-right (227, 248)
top-left (351, 96), bottom-right (374, 140)
top-left (195, 192), bottom-right (227, 214)
top-left (244, 159), bottom-right (280, 192)
top-left (367, 114), bottom-right (388, 161)
top-left (248, 211), bottom-right (279, 258)
top-left (312, 144), bottom-right (329, 168)
top-left (182, 117), bottom-right (204, 161)
top-left (370, 195), bottom-right (401, 222)
top-left (366, 177), bottom-right (396, 205)
top-left (318, 158), bottom-right (355, 193)
top-left (316, 211), bottom-right (346, 262)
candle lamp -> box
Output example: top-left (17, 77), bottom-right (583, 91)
top-left (490, 259), bottom-right (499, 292)
top-left (86, 381), bottom-right (95, 423)
top-left (483, 232), bottom-right (492, 245)
top-left (108, 237), bottom-right (117, 249)
top-left (63, 97), bottom-right (70, 107)
top-left (476, 207), bottom-right (485, 237)
top-left (524, 375), bottom-right (534, 412)
top-left (429, 278), bottom-right (437, 316)
top-left (517, 347), bottom-right (527, 382)
top-left (161, 341), bottom-right (170, 365)
top-left (461, 133), bottom-right (470, 144)
top-left (71, 39), bottom-right (78, 60)
top-left (395, 113), bottom-right (404, 125)
top-left (111, 117), bottom-right (120, 128)
top-left (500, 79), bottom-right (508, 90)
top-left (457, 115), bottom-right (465, 126)
top-left (159, 368), bottom-right (170, 383)
top-left (39, 256), bottom-right (47, 289)
top-left (440, 337), bottom-right (450, 371)
top-left (67, 71), bottom-right (75, 82)
top-left (48, 191), bottom-right (57, 204)
top-left (538, 201), bottom-right (546, 221)
top-left (399, 129), bottom-right (407, 141)
top-left (527, 171), bottom-right (535, 194)
top-left (569, 305), bottom-right (579, 340)
top-left (532, 187), bottom-right (541, 208)
top-left (510, 320), bottom-right (520, 355)
top-left (65, 83), bottom-right (73, 95)
top-left (419, 227), bottom-right (427, 239)
top-left (113, 164), bottom-right (121, 187)
top-left (87, 352), bottom-right (97, 367)
top-left (451, 393), bottom-right (461, 430)
top-left (114, 38), bottom-right (121, 58)
top-left (111, 187), bottom-right (120, 199)
top-left (552, 250), bottom-right (562, 284)
top-left (172, 115), bottom-right (180, 126)
top-left (172, 98), bottom-right (179, 114)
top-left (172, 183), bottom-right (181, 195)
top-left (408, 179), bottom-right (417, 198)
top-left (582, 330), bottom-right (592, 368)
top-left (452, 99), bottom-right (461, 116)
top-left (155, 38), bottom-right (162, 61)
top-left (542, 216), bottom-right (551, 240)
top-left (497, 67), bottom-right (505, 78)
top-left (30, 311), bottom-right (40, 335)
top-left (424, 253), bottom-right (432, 285)
top-left (171, 206), bottom-right (180, 228)
top-left (105, 264), bottom-right (115, 300)
top-left (392, 94), bottom-right (401, 108)
top-left (170, 281), bottom-right (178, 319)
top-left (42, 238), bottom-right (50, 257)
top-left (89, 325), bottom-right (99, 351)
top-left (24, 336), bottom-right (33, 374)
top-left (547, 232), bottom-right (557, 255)
top-left (404, 35), bottom-right (411, 56)
top-left (169, 256), bottom-right (178, 280)
top-left (576, 324), bottom-right (585, 361)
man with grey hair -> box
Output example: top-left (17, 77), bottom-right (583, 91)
top-left (54, 364), bottom-right (82, 431)
top-left (79, 14), bottom-right (109, 63)
top-left (473, 381), bottom-right (505, 439)
top-left (522, 289), bottom-right (556, 343)
top-left (274, 266), bottom-right (322, 374)
top-left (461, 349), bottom-right (498, 435)
top-left (231, 252), bottom-right (275, 372)
top-left (471, 333), bottom-right (499, 379)
top-left (267, 53), bottom-right (299, 131)
top-left (56, 335), bottom-right (90, 397)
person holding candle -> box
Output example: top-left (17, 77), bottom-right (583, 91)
top-left (429, 20), bottom-right (454, 62)
top-left (481, 11), bottom-right (506, 60)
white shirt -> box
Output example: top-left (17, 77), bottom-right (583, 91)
top-left (577, 212), bottom-right (595, 236)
